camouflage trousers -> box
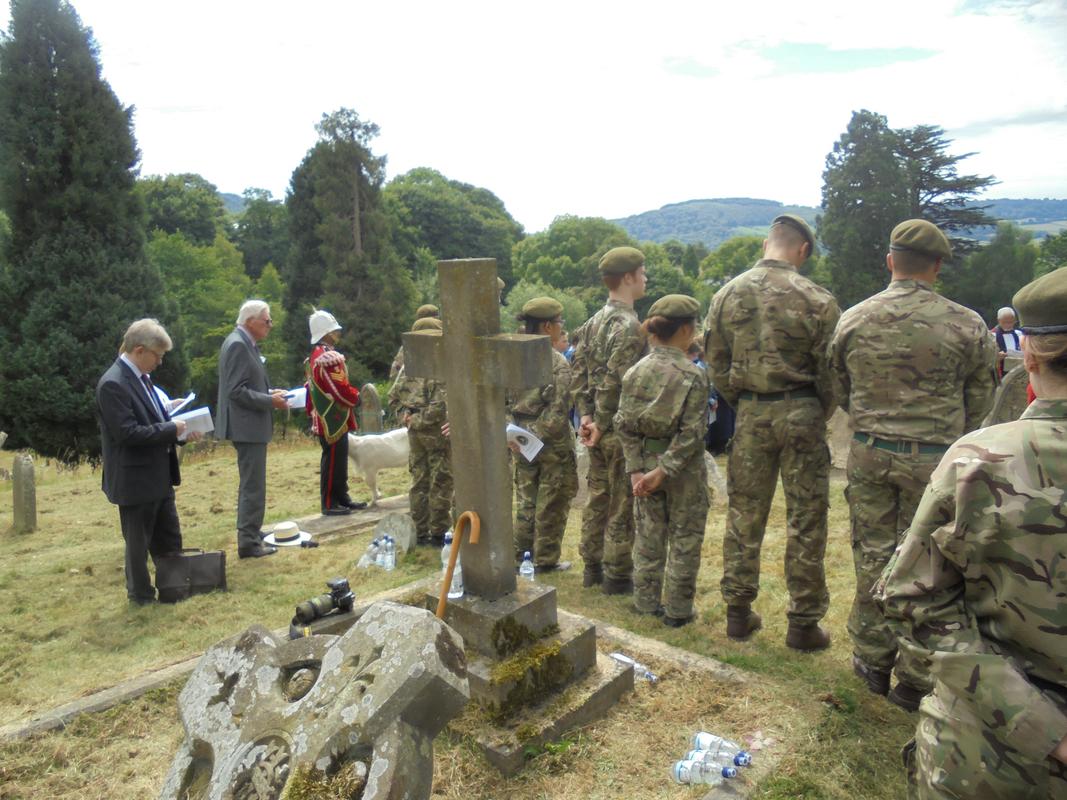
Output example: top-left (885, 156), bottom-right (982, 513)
top-left (905, 688), bottom-right (1067, 799)
top-left (721, 396), bottom-right (830, 624)
top-left (633, 464), bottom-right (709, 619)
top-left (407, 427), bottom-right (453, 538)
top-left (514, 439), bottom-right (578, 567)
top-left (847, 438), bottom-right (939, 690)
top-left (579, 430), bottom-right (635, 582)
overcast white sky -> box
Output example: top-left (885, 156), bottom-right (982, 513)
top-left (5, 0), bottom-right (1066, 231)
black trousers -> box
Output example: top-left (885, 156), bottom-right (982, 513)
top-left (320, 433), bottom-right (351, 511)
top-left (118, 494), bottom-right (182, 602)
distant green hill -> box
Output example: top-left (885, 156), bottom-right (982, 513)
top-left (220, 192), bottom-right (246, 215)
top-left (614, 197), bottom-right (1067, 248)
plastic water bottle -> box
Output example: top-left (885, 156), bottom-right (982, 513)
top-left (356, 538), bottom-right (380, 569)
top-left (671, 760), bottom-right (737, 785)
top-left (608, 652), bottom-right (659, 684)
top-left (441, 531), bottom-right (464, 600)
top-left (519, 551), bottom-right (535, 582)
top-left (690, 732), bottom-right (751, 766)
top-left (686, 747), bottom-right (752, 768)
top-left (382, 536), bottom-right (395, 571)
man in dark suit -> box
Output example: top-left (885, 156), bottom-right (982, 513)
top-left (217, 300), bottom-right (288, 558)
top-left (96, 319), bottom-right (200, 605)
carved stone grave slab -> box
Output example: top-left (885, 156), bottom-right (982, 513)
top-left (358, 383), bottom-right (384, 434)
top-left (12, 454), bottom-right (36, 533)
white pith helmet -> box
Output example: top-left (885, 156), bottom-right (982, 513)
top-left (309, 309), bottom-right (342, 344)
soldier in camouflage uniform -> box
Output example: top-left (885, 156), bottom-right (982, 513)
top-left (616, 295), bottom-right (709, 627)
top-left (571, 246), bottom-right (648, 593)
top-left (508, 297), bottom-right (578, 572)
top-left (829, 219), bottom-right (997, 712)
top-left (390, 304), bottom-right (439, 380)
top-left (878, 267), bottom-right (1067, 799)
top-left (387, 317), bottom-right (453, 544)
top-left (704, 214), bottom-right (840, 651)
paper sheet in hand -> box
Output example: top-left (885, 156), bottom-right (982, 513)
top-left (507, 423), bottom-right (543, 462)
top-left (284, 386), bottom-right (307, 410)
top-left (173, 407), bottom-right (213, 440)
top-left (170, 391), bottom-right (196, 414)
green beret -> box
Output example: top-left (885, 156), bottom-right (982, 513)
top-left (890, 219), bottom-right (952, 261)
top-left (415, 304), bottom-right (439, 319)
top-left (411, 317), bottom-right (442, 332)
top-left (521, 296), bottom-right (564, 320)
top-left (1014, 266), bottom-right (1067, 334)
top-left (598, 246), bottom-right (645, 275)
top-left (771, 214), bottom-right (817, 256)
top-left (648, 293), bottom-right (700, 319)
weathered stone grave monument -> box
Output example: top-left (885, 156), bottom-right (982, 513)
top-left (403, 258), bottom-right (631, 774)
top-left (160, 602), bottom-right (469, 800)
top-left (983, 362), bottom-right (1031, 427)
top-left (12, 453), bottom-right (36, 534)
top-left (374, 512), bottom-right (418, 553)
top-left (358, 382), bottom-right (384, 434)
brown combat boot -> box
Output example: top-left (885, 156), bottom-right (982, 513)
top-left (582, 563), bottom-right (603, 588)
top-left (852, 655), bottom-right (890, 696)
top-left (725, 604), bottom-right (762, 640)
top-left (887, 681), bottom-right (927, 713)
top-left (601, 576), bottom-right (634, 595)
top-left (785, 622), bottom-right (832, 652)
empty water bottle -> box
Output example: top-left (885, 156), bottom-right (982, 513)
top-left (441, 531), bottom-right (464, 600)
top-left (671, 759), bottom-right (737, 786)
top-left (382, 536), bottom-right (395, 571)
top-left (608, 652), bottom-right (659, 684)
top-left (690, 732), bottom-right (751, 767)
top-left (685, 747), bottom-right (752, 768)
top-left (356, 538), bottom-right (381, 569)
top-left (519, 551), bottom-right (535, 582)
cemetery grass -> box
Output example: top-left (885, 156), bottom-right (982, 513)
top-left (0, 445), bottom-right (915, 799)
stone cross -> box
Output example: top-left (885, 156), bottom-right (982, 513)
top-left (403, 259), bottom-right (551, 601)
top-left (12, 454), bottom-right (36, 534)
top-left (160, 602), bottom-right (469, 800)
top-left (358, 382), bottom-right (384, 433)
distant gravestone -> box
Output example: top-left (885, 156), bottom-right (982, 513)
top-left (12, 454), bottom-right (36, 534)
top-left (983, 363), bottom-right (1031, 427)
top-left (0, 431), bottom-right (7, 451)
top-left (160, 601), bottom-right (469, 800)
top-left (374, 512), bottom-right (418, 553)
top-left (358, 383), bottom-right (384, 434)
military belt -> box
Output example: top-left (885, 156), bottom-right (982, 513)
top-left (642, 437), bottom-right (671, 454)
top-left (738, 386), bottom-right (817, 402)
top-left (853, 432), bottom-right (949, 455)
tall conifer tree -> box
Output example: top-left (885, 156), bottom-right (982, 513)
top-left (0, 0), bottom-right (169, 459)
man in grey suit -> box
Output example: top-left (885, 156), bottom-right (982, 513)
top-left (217, 300), bottom-right (288, 558)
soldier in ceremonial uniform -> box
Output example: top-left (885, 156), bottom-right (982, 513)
top-left (616, 294), bottom-right (710, 628)
top-left (879, 267), bottom-right (1067, 799)
top-left (829, 219), bottom-right (996, 711)
top-left (704, 214), bottom-right (840, 651)
top-left (390, 304), bottom-right (439, 380)
top-left (306, 310), bottom-right (367, 516)
top-left (571, 246), bottom-right (648, 593)
top-left (388, 317), bottom-right (452, 544)
top-left (508, 297), bottom-right (578, 572)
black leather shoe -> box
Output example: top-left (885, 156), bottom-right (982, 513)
top-left (239, 544), bottom-right (278, 559)
top-left (321, 506), bottom-right (353, 516)
top-left (342, 500), bottom-right (368, 510)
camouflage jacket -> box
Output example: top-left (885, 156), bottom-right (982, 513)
top-left (386, 368), bottom-right (447, 433)
top-left (878, 398), bottom-right (1067, 763)
top-left (507, 349), bottom-right (573, 444)
top-left (704, 259), bottom-right (840, 414)
top-left (615, 346), bottom-right (709, 477)
top-left (571, 299), bottom-right (646, 432)
top-left (828, 279), bottom-right (996, 444)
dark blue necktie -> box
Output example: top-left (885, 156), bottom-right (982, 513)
top-left (140, 374), bottom-right (168, 420)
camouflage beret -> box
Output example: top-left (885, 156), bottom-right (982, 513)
top-left (598, 246), bottom-right (645, 275)
top-left (1013, 266), bottom-right (1067, 334)
top-left (521, 296), bottom-right (564, 320)
top-left (648, 293), bottom-right (700, 319)
top-left (890, 219), bottom-right (952, 261)
top-left (771, 214), bottom-right (817, 255)
top-left (415, 304), bottom-right (439, 319)
top-left (411, 317), bottom-right (443, 332)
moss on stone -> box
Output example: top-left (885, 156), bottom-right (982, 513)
top-left (490, 616), bottom-right (538, 657)
top-left (283, 761), bottom-right (367, 800)
top-left (486, 639), bottom-right (573, 721)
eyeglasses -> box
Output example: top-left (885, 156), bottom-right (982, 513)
top-left (261, 317), bottom-right (274, 326)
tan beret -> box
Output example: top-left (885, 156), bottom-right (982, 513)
top-left (415, 304), bottom-right (439, 319)
top-left (521, 296), bottom-right (564, 320)
top-left (771, 214), bottom-right (817, 256)
top-left (1014, 266), bottom-right (1067, 333)
top-left (598, 246), bottom-right (645, 275)
top-left (890, 219), bottom-right (952, 261)
top-left (411, 317), bottom-right (443, 332)
top-left (648, 294), bottom-right (700, 319)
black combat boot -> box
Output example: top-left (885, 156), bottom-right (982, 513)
top-left (582, 563), bottom-right (603, 588)
top-left (852, 655), bottom-right (891, 696)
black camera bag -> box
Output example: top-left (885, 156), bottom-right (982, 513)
top-left (156, 548), bottom-right (227, 603)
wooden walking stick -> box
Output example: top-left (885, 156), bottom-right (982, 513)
top-left (436, 510), bottom-right (480, 619)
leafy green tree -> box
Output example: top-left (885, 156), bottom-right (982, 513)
top-left (0, 0), bottom-right (177, 459)
top-left (699, 235), bottom-right (764, 291)
top-left (501, 279), bottom-right (589, 334)
top-left (385, 167), bottom-right (524, 289)
top-left (137, 173), bottom-right (228, 246)
top-left (1036, 230), bottom-right (1067, 277)
top-left (818, 110), bottom-right (910, 309)
top-left (233, 187), bottom-right (289, 280)
top-left (941, 223), bottom-right (1037, 324)
top-left (636, 241), bottom-right (698, 318)
top-left (681, 242), bottom-right (709, 278)
top-left (512, 215), bottom-right (633, 291)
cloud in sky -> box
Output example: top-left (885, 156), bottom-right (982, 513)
top-left (2, 0), bottom-right (1065, 231)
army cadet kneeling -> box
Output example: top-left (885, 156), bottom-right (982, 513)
top-left (615, 294), bottom-right (710, 628)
